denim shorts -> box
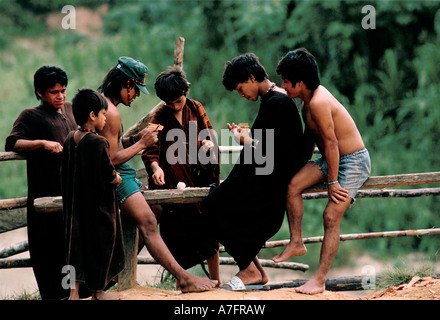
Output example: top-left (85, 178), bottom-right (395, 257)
top-left (312, 148), bottom-right (371, 200)
top-left (115, 163), bottom-right (143, 204)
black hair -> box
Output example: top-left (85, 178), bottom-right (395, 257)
top-left (34, 66), bottom-right (68, 100)
top-left (98, 67), bottom-right (134, 104)
top-left (276, 48), bottom-right (320, 90)
top-left (222, 53), bottom-right (268, 91)
top-left (72, 88), bottom-right (108, 127)
top-left (154, 66), bottom-right (190, 102)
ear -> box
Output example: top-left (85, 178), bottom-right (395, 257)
top-left (248, 75), bottom-right (256, 83)
top-left (185, 88), bottom-right (190, 96)
top-left (36, 91), bottom-right (44, 100)
top-left (89, 111), bottom-right (96, 120)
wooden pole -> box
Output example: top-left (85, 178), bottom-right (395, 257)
top-left (0, 151), bottom-right (25, 161)
top-left (261, 228), bottom-right (440, 249)
top-left (0, 258), bottom-right (30, 269)
top-left (31, 185), bottom-right (440, 213)
top-left (0, 240), bottom-right (29, 259)
top-left (118, 215), bottom-right (139, 291)
top-left (137, 256), bottom-right (309, 272)
top-left (0, 197), bottom-right (27, 210)
top-left (304, 172), bottom-right (440, 193)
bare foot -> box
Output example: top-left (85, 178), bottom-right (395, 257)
top-left (92, 290), bottom-right (124, 300)
top-left (272, 242), bottom-right (307, 263)
top-left (294, 277), bottom-right (325, 295)
top-left (177, 274), bottom-right (218, 293)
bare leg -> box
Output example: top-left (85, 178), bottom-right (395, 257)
top-left (253, 257), bottom-right (269, 285)
top-left (206, 250), bottom-right (221, 285)
top-left (120, 192), bottom-right (217, 292)
top-left (295, 199), bottom-right (351, 295)
top-left (138, 204), bottom-right (163, 253)
top-left (68, 281), bottom-right (81, 300)
top-left (273, 163), bottom-right (324, 263)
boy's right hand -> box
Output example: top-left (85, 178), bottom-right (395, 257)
top-left (227, 123), bottom-right (252, 145)
top-left (42, 140), bottom-right (63, 154)
top-left (152, 165), bottom-right (165, 186)
top-left (139, 127), bottom-right (158, 148)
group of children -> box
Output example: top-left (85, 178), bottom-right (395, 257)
top-left (6, 48), bottom-right (370, 299)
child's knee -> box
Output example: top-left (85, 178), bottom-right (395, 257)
top-left (322, 210), bottom-right (342, 229)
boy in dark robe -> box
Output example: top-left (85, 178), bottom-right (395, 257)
top-left (61, 88), bottom-right (124, 300)
top-left (142, 67), bottom-right (220, 282)
top-left (201, 53), bottom-right (307, 289)
top-left (5, 66), bottom-right (77, 299)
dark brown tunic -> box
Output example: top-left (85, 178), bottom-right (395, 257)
top-left (62, 132), bottom-right (125, 290)
top-left (5, 102), bottom-right (77, 299)
top-left (142, 99), bottom-right (220, 269)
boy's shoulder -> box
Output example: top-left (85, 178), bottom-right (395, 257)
top-left (308, 86), bottom-right (333, 108)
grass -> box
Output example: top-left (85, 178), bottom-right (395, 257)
top-left (377, 263), bottom-right (436, 290)
top-left (1, 289), bottom-right (41, 300)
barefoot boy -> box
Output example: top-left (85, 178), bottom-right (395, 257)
top-left (62, 88), bottom-right (124, 300)
top-left (273, 48), bottom-right (371, 294)
top-left (99, 57), bottom-right (217, 292)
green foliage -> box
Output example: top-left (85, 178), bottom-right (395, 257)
top-left (1, 0), bottom-right (440, 264)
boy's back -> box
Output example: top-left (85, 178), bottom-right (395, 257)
top-left (303, 85), bottom-right (365, 156)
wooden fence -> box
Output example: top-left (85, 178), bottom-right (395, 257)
top-left (1, 147), bottom-right (440, 291)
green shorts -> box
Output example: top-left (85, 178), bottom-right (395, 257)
top-left (115, 163), bottom-right (143, 204)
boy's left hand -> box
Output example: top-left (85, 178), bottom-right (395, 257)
top-left (327, 183), bottom-right (349, 204)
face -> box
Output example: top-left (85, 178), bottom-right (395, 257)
top-left (120, 84), bottom-right (140, 106)
top-left (37, 83), bottom-right (66, 109)
top-left (93, 109), bottom-right (107, 132)
top-left (165, 95), bottom-right (187, 113)
top-left (235, 77), bottom-right (259, 101)
top-left (281, 78), bottom-right (300, 98)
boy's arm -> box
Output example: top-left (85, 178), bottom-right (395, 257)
top-left (13, 139), bottom-right (64, 154)
top-left (309, 100), bottom-right (348, 203)
top-left (102, 112), bottom-right (157, 166)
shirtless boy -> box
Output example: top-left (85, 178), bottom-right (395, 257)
top-left (273, 48), bottom-right (371, 294)
top-left (98, 56), bottom-right (217, 292)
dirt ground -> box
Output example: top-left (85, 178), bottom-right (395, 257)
top-left (117, 276), bottom-right (440, 300)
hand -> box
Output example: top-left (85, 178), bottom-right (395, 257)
top-left (115, 173), bottom-right (122, 187)
top-left (111, 172), bottom-right (122, 187)
top-left (327, 183), bottom-right (349, 204)
top-left (201, 139), bottom-right (214, 153)
top-left (227, 123), bottom-right (252, 145)
top-left (152, 164), bottom-right (165, 186)
top-left (138, 127), bottom-right (158, 148)
top-left (42, 141), bottom-right (63, 154)
top-left (201, 139), bottom-right (217, 162)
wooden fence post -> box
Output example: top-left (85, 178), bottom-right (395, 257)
top-left (118, 215), bottom-right (139, 291)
